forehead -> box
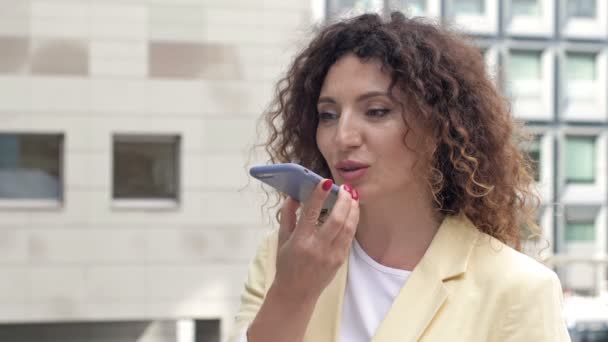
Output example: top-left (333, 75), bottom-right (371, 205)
top-left (320, 53), bottom-right (393, 95)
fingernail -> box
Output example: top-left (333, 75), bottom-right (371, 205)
top-left (352, 189), bottom-right (359, 201)
top-left (343, 184), bottom-right (352, 193)
top-left (322, 179), bottom-right (333, 191)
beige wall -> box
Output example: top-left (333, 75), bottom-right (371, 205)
top-left (0, 0), bottom-right (312, 339)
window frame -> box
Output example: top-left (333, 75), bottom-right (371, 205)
top-left (564, 135), bottom-right (597, 184)
top-left (0, 132), bottom-right (64, 208)
top-left (505, 46), bottom-right (555, 121)
top-left (560, 48), bottom-right (607, 122)
top-left (562, 205), bottom-right (600, 246)
top-left (477, 42), bottom-right (500, 85)
top-left (565, 220), bottom-right (596, 242)
top-left (561, 0), bottom-right (607, 39)
top-left (323, 0), bottom-right (384, 20)
top-left (505, 0), bottom-right (554, 37)
top-left (111, 133), bottom-right (181, 210)
top-left (317, 0), bottom-right (441, 23)
top-left (526, 134), bottom-right (543, 183)
top-left (447, 0), bottom-right (499, 35)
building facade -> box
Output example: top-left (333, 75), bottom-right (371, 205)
top-left (0, 0), bottom-right (607, 340)
top-left (0, 0), bottom-right (311, 340)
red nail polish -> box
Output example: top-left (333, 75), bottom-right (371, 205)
top-left (352, 189), bottom-right (359, 201)
top-left (322, 179), bottom-right (333, 191)
top-left (343, 184), bottom-right (352, 193)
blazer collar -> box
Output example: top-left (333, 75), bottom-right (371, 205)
top-left (372, 213), bottom-right (481, 341)
top-left (303, 213), bottom-right (481, 342)
top-left (419, 212), bottom-right (481, 281)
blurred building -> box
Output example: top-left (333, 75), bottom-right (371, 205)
top-left (327, 0), bottom-right (608, 298)
top-left (440, 0), bottom-right (607, 297)
top-left (1, 0), bottom-right (607, 340)
top-left (0, 0), bottom-right (310, 341)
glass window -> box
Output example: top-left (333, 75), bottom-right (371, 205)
top-left (453, 0), bottom-right (485, 15)
top-left (565, 136), bottom-right (595, 183)
top-left (0, 134), bottom-right (63, 200)
top-left (509, 51), bottom-right (542, 80)
top-left (327, 0), bottom-right (378, 17)
top-left (566, 221), bottom-right (595, 242)
top-left (389, 0), bottom-right (426, 16)
top-left (566, 53), bottom-right (596, 80)
top-left (511, 0), bottom-right (541, 16)
top-left (113, 135), bottom-right (180, 200)
top-left (526, 136), bottom-right (541, 182)
top-left (567, 0), bottom-right (596, 19)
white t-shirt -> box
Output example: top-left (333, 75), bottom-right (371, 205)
top-left (339, 239), bottom-right (411, 341)
top-left (238, 239), bottom-right (411, 342)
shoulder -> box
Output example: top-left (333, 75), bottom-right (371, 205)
top-left (470, 232), bottom-right (560, 290)
top-left (467, 235), bottom-right (569, 340)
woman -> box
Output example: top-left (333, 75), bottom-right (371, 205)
top-left (229, 12), bottom-right (570, 342)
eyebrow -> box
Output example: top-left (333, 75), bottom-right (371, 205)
top-left (317, 91), bottom-right (390, 104)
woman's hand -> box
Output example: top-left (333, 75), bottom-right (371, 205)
top-left (247, 180), bottom-right (359, 342)
top-left (273, 180), bottom-right (360, 301)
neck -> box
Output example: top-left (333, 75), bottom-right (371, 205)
top-left (355, 187), bottom-right (443, 271)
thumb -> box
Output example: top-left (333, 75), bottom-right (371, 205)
top-left (278, 197), bottom-right (300, 246)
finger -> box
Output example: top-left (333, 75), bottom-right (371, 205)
top-left (332, 196), bottom-right (359, 253)
top-left (278, 197), bottom-right (300, 246)
top-left (295, 179), bottom-right (333, 236)
top-left (318, 185), bottom-right (353, 241)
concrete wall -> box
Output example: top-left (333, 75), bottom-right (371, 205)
top-left (0, 0), bottom-right (312, 339)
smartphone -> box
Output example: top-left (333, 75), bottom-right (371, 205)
top-left (249, 163), bottom-right (339, 209)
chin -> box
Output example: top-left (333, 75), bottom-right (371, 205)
top-left (353, 184), bottom-right (370, 204)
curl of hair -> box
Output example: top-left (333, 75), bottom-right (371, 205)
top-left (260, 12), bottom-right (540, 250)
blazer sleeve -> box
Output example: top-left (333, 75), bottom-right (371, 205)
top-left (226, 231), bottom-right (276, 342)
top-left (497, 270), bottom-right (571, 341)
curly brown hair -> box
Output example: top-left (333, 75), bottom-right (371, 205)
top-left (261, 11), bottom-right (539, 250)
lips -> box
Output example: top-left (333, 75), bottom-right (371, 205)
top-left (335, 160), bottom-right (369, 182)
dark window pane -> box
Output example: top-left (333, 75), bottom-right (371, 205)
top-left (0, 320), bottom-right (204, 342)
top-left (566, 221), bottom-right (595, 242)
top-left (0, 134), bottom-right (63, 199)
top-left (527, 136), bottom-right (541, 182)
top-left (195, 319), bottom-right (220, 342)
top-left (566, 52), bottom-right (596, 80)
top-left (113, 135), bottom-right (179, 199)
top-left (509, 50), bottom-right (542, 80)
top-left (565, 136), bottom-right (595, 183)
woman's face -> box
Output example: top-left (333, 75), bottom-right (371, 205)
top-left (315, 53), bottom-right (428, 204)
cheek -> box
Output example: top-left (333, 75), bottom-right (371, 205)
top-left (315, 129), bottom-right (330, 159)
top-left (381, 133), bottom-right (420, 175)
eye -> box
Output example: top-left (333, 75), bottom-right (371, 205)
top-left (366, 108), bottom-right (390, 118)
top-left (318, 111), bottom-right (338, 122)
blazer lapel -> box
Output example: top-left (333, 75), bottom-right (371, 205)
top-left (372, 214), bottom-right (481, 341)
top-left (372, 269), bottom-right (447, 341)
top-left (303, 254), bottom-right (349, 342)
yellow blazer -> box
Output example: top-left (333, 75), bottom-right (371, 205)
top-left (228, 214), bottom-right (570, 341)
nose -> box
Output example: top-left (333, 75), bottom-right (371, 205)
top-left (335, 111), bottom-right (362, 150)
